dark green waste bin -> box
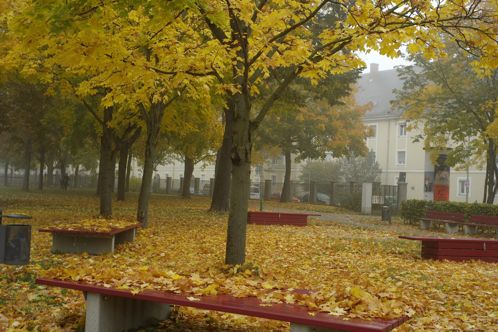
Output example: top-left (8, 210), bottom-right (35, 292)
top-left (0, 209), bottom-right (32, 265)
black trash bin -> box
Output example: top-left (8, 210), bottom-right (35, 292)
top-left (0, 224), bottom-right (32, 265)
top-left (381, 205), bottom-right (391, 223)
top-left (0, 209), bottom-right (33, 265)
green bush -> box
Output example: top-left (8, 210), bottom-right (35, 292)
top-left (400, 199), bottom-right (498, 223)
top-left (400, 200), bottom-right (428, 223)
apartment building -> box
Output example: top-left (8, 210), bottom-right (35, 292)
top-left (359, 64), bottom-right (486, 202)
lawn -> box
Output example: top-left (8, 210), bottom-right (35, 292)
top-left (0, 189), bottom-right (496, 331)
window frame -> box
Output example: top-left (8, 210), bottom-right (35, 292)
top-left (396, 150), bottom-right (407, 166)
top-left (457, 177), bottom-right (470, 197)
top-left (398, 121), bottom-right (407, 137)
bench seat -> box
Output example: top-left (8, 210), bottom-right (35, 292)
top-left (36, 278), bottom-right (408, 332)
top-left (399, 236), bottom-right (498, 262)
top-left (39, 224), bottom-right (139, 255)
top-left (466, 215), bottom-right (498, 237)
top-left (419, 211), bottom-right (466, 233)
top-left (248, 211), bottom-right (321, 227)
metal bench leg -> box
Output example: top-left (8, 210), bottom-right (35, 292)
top-left (85, 293), bottom-right (170, 332)
top-left (463, 225), bottom-right (477, 235)
top-left (290, 323), bottom-right (343, 332)
top-left (444, 223), bottom-right (459, 234)
top-left (115, 228), bottom-right (136, 245)
top-left (52, 234), bottom-right (115, 255)
top-left (420, 220), bottom-right (432, 230)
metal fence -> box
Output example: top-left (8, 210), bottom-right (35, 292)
top-left (246, 180), bottom-right (363, 212)
top-left (2, 172), bottom-right (402, 215)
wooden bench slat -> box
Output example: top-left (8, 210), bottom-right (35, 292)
top-left (36, 278), bottom-right (407, 332)
top-left (421, 241), bottom-right (494, 250)
top-left (469, 215), bottom-right (498, 227)
top-left (424, 211), bottom-right (466, 222)
top-left (248, 211), bottom-right (320, 227)
top-left (422, 248), bottom-right (498, 257)
top-left (399, 236), bottom-right (498, 243)
top-left (423, 255), bottom-right (498, 262)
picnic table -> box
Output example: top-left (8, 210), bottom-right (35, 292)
top-left (36, 278), bottom-right (408, 332)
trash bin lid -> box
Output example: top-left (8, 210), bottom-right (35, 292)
top-left (3, 214), bottom-right (32, 219)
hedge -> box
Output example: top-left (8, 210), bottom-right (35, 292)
top-left (400, 199), bottom-right (498, 223)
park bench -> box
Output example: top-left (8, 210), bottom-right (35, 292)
top-left (248, 211), bottom-right (321, 227)
top-left (36, 278), bottom-right (408, 332)
top-left (38, 224), bottom-right (139, 255)
top-left (419, 211), bottom-right (465, 234)
top-left (465, 215), bottom-right (498, 238)
top-left (399, 236), bottom-right (498, 262)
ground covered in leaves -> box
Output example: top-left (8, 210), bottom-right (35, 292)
top-left (0, 189), bottom-right (497, 331)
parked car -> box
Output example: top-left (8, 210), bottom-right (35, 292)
top-left (249, 186), bottom-right (261, 200)
top-left (271, 192), bottom-right (300, 202)
top-left (300, 192), bottom-right (330, 204)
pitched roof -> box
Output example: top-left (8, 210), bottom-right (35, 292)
top-left (356, 67), bottom-right (404, 121)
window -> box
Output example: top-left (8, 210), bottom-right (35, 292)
top-left (458, 178), bottom-right (470, 196)
top-left (399, 122), bottom-right (407, 136)
top-left (271, 175), bottom-right (277, 185)
top-left (397, 151), bottom-right (406, 165)
top-left (367, 124), bottom-right (377, 138)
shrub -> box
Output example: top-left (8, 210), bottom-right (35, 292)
top-left (401, 199), bottom-right (498, 223)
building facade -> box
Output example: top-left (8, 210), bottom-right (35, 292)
top-left (359, 64), bottom-right (486, 202)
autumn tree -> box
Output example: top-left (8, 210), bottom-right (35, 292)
top-left (301, 152), bottom-right (381, 184)
top-left (256, 76), bottom-right (370, 202)
top-left (1, 1), bottom-right (223, 223)
top-left (193, 0), bottom-right (498, 264)
top-left (394, 42), bottom-right (498, 203)
top-left (163, 97), bottom-right (223, 199)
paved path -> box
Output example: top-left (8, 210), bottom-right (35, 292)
top-left (265, 207), bottom-right (385, 230)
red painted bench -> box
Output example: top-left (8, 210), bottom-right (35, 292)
top-left (399, 236), bottom-right (498, 262)
top-left (36, 278), bottom-right (408, 332)
top-left (39, 224), bottom-right (139, 255)
top-left (248, 211), bottom-right (321, 227)
top-left (419, 211), bottom-right (466, 234)
top-left (466, 215), bottom-right (498, 238)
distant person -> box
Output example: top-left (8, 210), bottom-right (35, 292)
top-left (61, 174), bottom-right (69, 191)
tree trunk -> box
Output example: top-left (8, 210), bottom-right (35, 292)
top-left (117, 145), bottom-right (129, 201)
top-left (99, 108), bottom-right (115, 217)
top-left (485, 140), bottom-right (496, 204)
top-left (225, 94), bottom-right (252, 265)
top-left (47, 159), bottom-right (54, 187)
top-left (38, 147), bottom-right (45, 191)
top-left (74, 164), bottom-right (79, 188)
top-left (125, 151), bottom-right (133, 192)
top-left (182, 157), bottom-right (195, 198)
top-left (22, 140), bottom-right (32, 191)
top-left (137, 105), bottom-right (164, 227)
top-left (97, 142), bottom-right (104, 196)
top-left (111, 154), bottom-right (116, 193)
top-left (3, 160), bottom-right (8, 186)
top-left (117, 128), bottom-right (140, 200)
top-left (210, 105), bottom-right (234, 212)
top-left (59, 157), bottom-right (67, 189)
top-left (280, 150), bottom-right (292, 202)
